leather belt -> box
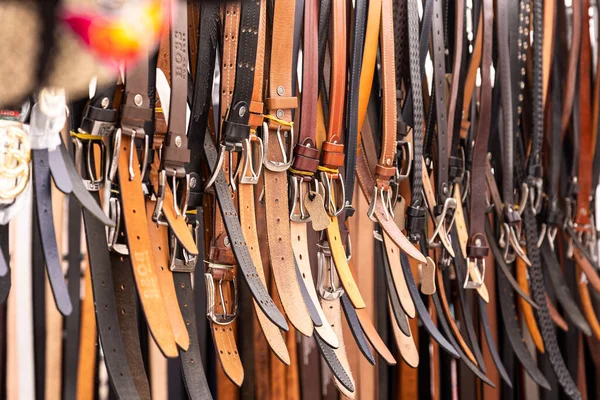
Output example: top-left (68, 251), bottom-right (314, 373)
top-left (262, 0), bottom-right (313, 337)
top-left (289, 0), bottom-right (339, 349)
top-left (74, 83), bottom-right (141, 400)
top-left (236, 0), bottom-right (294, 363)
top-left (466, 0), bottom-right (493, 281)
top-left (30, 90), bottom-right (72, 317)
top-left (118, 57), bottom-right (178, 358)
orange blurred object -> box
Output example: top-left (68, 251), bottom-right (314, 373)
top-left (61, 0), bottom-right (169, 65)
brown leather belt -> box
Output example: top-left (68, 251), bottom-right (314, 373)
top-left (262, 0), bottom-right (314, 338)
top-left (118, 58), bottom-right (178, 359)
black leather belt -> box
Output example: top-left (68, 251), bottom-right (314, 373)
top-left (76, 83), bottom-right (142, 400)
top-left (110, 251), bottom-right (152, 399)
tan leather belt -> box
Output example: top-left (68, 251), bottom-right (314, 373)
top-left (118, 58), bottom-right (178, 358)
top-left (237, 0), bottom-right (292, 365)
top-left (207, 2), bottom-right (244, 388)
top-left (263, 0), bottom-right (313, 337)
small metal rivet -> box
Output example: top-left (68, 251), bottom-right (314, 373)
top-left (475, 238), bottom-right (482, 246)
top-left (190, 177), bottom-right (197, 188)
top-left (276, 109), bottom-right (284, 119)
top-left (238, 106), bottom-right (246, 117)
top-left (386, 158), bottom-right (392, 166)
top-left (442, 186), bottom-right (448, 194)
top-left (224, 237), bottom-right (230, 247)
top-left (277, 86), bottom-right (285, 96)
top-left (175, 136), bottom-right (182, 147)
top-left (134, 94), bottom-right (143, 107)
top-left (101, 97), bottom-right (109, 109)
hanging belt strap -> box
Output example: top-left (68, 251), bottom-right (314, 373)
top-left (261, 0), bottom-right (314, 337)
top-left (151, 0), bottom-right (197, 259)
top-left (574, 0), bottom-right (595, 231)
top-left (355, 0), bottom-right (425, 265)
top-left (74, 82), bottom-right (143, 400)
top-left (430, 0), bottom-right (449, 205)
top-left (466, 0), bottom-right (493, 277)
top-left (118, 58), bottom-right (179, 358)
top-left (29, 89), bottom-right (72, 317)
top-left (289, 0), bottom-right (341, 348)
top-left (403, 0), bottom-right (427, 242)
top-left (562, 0), bottom-right (582, 137)
top-left (342, 0), bottom-right (368, 216)
top-left (236, 0), bottom-right (293, 364)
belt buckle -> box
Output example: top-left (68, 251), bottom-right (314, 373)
top-left (317, 241), bottom-right (344, 300)
top-left (427, 197), bottom-right (457, 254)
top-left (319, 169), bottom-right (346, 217)
top-left (204, 263), bottom-right (238, 325)
top-left (0, 121), bottom-right (31, 201)
top-left (367, 183), bottom-right (394, 222)
top-left (120, 124), bottom-right (149, 182)
top-left (239, 134), bottom-right (264, 185)
top-left (153, 165), bottom-right (190, 222)
top-left (107, 197), bottom-right (129, 255)
top-left (395, 139), bottom-right (413, 181)
top-left (261, 122), bottom-right (294, 172)
top-left (289, 175), bottom-right (322, 222)
top-left (205, 139), bottom-right (248, 192)
top-left (71, 112), bottom-right (116, 191)
top-left (169, 231), bottom-right (197, 273)
top-left (464, 257), bottom-right (486, 289)
top-left (498, 220), bottom-right (531, 265)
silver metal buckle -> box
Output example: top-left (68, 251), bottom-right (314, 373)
top-left (396, 140), bottom-right (413, 181)
top-left (205, 263), bottom-right (238, 325)
top-left (204, 143), bottom-right (227, 190)
top-left (107, 197), bottom-right (128, 255)
top-left (537, 223), bottom-right (558, 249)
top-left (464, 257), bottom-right (486, 289)
top-left (239, 136), bottom-right (264, 185)
top-left (499, 222), bottom-right (531, 265)
top-left (528, 177), bottom-right (543, 215)
top-left (152, 170), bottom-right (169, 225)
top-left (120, 127), bottom-right (149, 182)
top-left (317, 241), bottom-right (344, 300)
top-left (319, 170), bottom-right (346, 217)
top-left (169, 232), bottom-right (197, 273)
top-left (427, 197), bottom-right (457, 257)
top-left (73, 137), bottom-right (106, 191)
top-left (289, 175), bottom-right (321, 222)
top-left (262, 122), bottom-right (294, 172)
top-left (367, 185), bottom-right (394, 222)
top-left (154, 167), bottom-right (190, 221)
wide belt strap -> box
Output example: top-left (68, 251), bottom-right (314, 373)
top-left (467, 0), bottom-right (493, 264)
top-left (575, 0), bottom-right (594, 228)
top-left (236, 0), bottom-right (292, 365)
top-left (263, 0), bottom-right (313, 336)
top-left (117, 58), bottom-right (180, 359)
top-left (561, 0), bottom-right (581, 137)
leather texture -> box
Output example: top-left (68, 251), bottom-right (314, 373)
top-left (145, 200), bottom-right (189, 350)
top-left (117, 134), bottom-right (178, 358)
top-left (110, 252), bottom-right (152, 400)
top-left (291, 221), bottom-right (338, 347)
top-left (82, 197), bottom-right (141, 400)
top-left (540, 239), bottom-right (591, 335)
top-left (204, 133), bottom-right (288, 330)
top-left (399, 252), bottom-right (460, 358)
top-left (76, 256), bottom-right (96, 400)
top-left (32, 149), bottom-right (72, 316)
